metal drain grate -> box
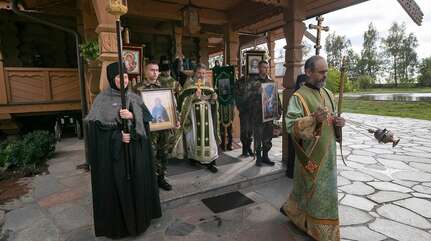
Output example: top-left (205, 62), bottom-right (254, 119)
top-left (201, 191), bottom-right (255, 213)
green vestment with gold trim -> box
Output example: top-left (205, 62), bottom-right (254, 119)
top-left (282, 85), bottom-right (340, 241)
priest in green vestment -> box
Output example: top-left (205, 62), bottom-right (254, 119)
top-left (281, 56), bottom-right (345, 241)
top-left (175, 64), bottom-right (220, 173)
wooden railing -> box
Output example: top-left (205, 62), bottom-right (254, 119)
top-left (1, 67), bottom-right (80, 105)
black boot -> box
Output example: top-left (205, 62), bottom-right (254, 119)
top-left (247, 145), bottom-right (254, 157)
top-left (255, 151), bottom-right (262, 167)
top-left (241, 145), bottom-right (249, 157)
top-left (262, 151), bottom-right (275, 166)
top-left (158, 175), bottom-right (173, 191)
top-left (207, 161), bottom-right (218, 173)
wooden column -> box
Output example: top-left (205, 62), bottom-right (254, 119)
top-left (266, 31), bottom-right (276, 80)
top-left (199, 33), bottom-right (209, 66)
top-left (174, 27), bottom-right (184, 59)
top-left (0, 51), bottom-right (7, 105)
top-left (92, 0), bottom-right (118, 91)
top-left (282, 0), bottom-right (306, 162)
top-left (224, 24), bottom-right (241, 139)
top-left (224, 24), bottom-right (239, 68)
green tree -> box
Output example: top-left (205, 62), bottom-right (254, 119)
top-left (382, 22), bottom-right (406, 86)
top-left (399, 33), bottom-right (418, 83)
top-left (324, 32), bottom-right (351, 69)
top-left (418, 57), bottom-right (431, 86)
top-left (359, 23), bottom-right (381, 80)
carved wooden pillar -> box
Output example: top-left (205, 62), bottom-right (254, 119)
top-left (0, 51), bottom-right (7, 105)
top-left (282, 0), bottom-right (306, 162)
top-left (174, 27), bottom-right (184, 59)
top-left (224, 24), bottom-right (239, 68)
top-left (224, 24), bottom-right (241, 139)
top-left (266, 31), bottom-right (276, 80)
top-left (80, 0), bottom-right (98, 41)
top-left (92, 0), bottom-right (118, 92)
top-left (199, 33), bottom-right (209, 66)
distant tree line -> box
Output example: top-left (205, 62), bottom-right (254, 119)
top-left (324, 22), bottom-right (431, 88)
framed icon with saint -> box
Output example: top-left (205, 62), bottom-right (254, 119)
top-left (245, 51), bottom-right (265, 75)
top-left (140, 88), bottom-right (177, 131)
top-left (261, 82), bottom-right (279, 122)
top-left (123, 45), bottom-right (143, 84)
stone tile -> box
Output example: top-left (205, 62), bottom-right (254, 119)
top-left (339, 182), bottom-right (375, 196)
top-left (0, 210), bottom-right (5, 226)
top-left (369, 218), bottom-right (431, 241)
top-left (38, 188), bottom-right (84, 209)
top-left (253, 178), bottom-right (292, 208)
top-left (424, 182), bottom-right (431, 187)
top-left (337, 176), bottom-right (351, 187)
top-left (340, 171), bottom-right (374, 182)
top-left (367, 182), bottom-right (412, 193)
top-left (347, 155), bottom-right (377, 164)
top-left (351, 150), bottom-right (376, 156)
top-left (339, 205), bottom-right (373, 226)
top-left (392, 171), bottom-right (431, 182)
top-left (340, 226), bottom-right (386, 241)
top-left (358, 169), bottom-right (392, 182)
top-left (4, 204), bottom-right (44, 231)
top-left (412, 192), bottom-right (431, 199)
top-left (376, 204), bottom-right (431, 229)
top-left (48, 203), bottom-right (92, 231)
top-left (340, 194), bottom-right (376, 211)
top-left (32, 174), bottom-right (67, 200)
top-left (64, 226), bottom-right (95, 241)
top-left (376, 158), bottom-right (416, 171)
top-left (412, 185), bottom-right (431, 194)
top-left (393, 180), bottom-right (419, 188)
top-left (410, 162), bottom-right (431, 173)
top-left (368, 191), bottom-right (411, 204)
top-left (394, 198), bottom-right (431, 218)
top-left (13, 218), bottom-right (59, 241)
top-left (231, 221), bottom-right (298, 241)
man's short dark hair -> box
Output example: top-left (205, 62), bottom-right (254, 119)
top-left (145, 60), bottom-right (159, 67)
top-left (258, 60), bottom-right (269, 66)
top-left (304, 55), bottom-right (324, 71)
top-left (194, 63), bottom-right (207, 72)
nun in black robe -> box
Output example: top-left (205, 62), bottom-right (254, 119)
top-left (85, 62), bottom-right (162, 239)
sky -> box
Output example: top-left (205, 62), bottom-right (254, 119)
top-left (274, 0), bottom-right (431, 61)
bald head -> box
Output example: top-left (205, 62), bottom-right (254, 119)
top-left (304, 55), bottom-right (328, 89)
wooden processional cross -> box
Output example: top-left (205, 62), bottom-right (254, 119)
top-left (308, 16), bottom-right (329, 56)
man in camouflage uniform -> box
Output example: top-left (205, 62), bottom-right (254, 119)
top-left (159, 58), bottom-right (182, 99)
top-left (134, 60), bottom-right (174, 191)
top-left (235, 66), bottom-right (253, 157)
top-left (248, 60), bottom-right (281, 166)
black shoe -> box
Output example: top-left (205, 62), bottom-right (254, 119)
top-left (247, 148), bottom-right (254, 157)
top-left (207, 163), bottom-right (218, 173)
top-left (280, 206), bottom-right (288, 217)
top-left (240, 146), bottom-right (249, 157)
top-left (158, 176), bottom-right (173, 191)
top-left (76, 163), bottom-right (90, 172)
top-left (255, 151), bottom-right (262, 167)
top-left (227, 143), bottom-right (233, 151)
top-left (262, 152), bottom-right (275, 166)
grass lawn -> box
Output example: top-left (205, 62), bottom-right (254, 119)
top-left (343, 99), bottom-right (431, 121)
top-left (349, 87), bottom-right (431, 94)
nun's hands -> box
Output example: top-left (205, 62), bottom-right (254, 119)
top-left (122, 131), bottom-right (131, 143)
top-left (120, 109), bottom-right (133, 120)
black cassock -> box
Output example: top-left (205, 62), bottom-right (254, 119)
top-left (86, 108), bottom-right (162, 238)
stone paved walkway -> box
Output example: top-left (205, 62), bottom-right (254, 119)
top-left (1, 113), bottom-right (431, 241)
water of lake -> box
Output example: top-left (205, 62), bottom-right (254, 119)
top-left (344, 93), bottom-right (431, 102)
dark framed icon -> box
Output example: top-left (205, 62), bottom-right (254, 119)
top-left (245, 51), bottom-right (265, 75)
top-left (261, 82), bottom-right (279, 122)
top-left (140, 88), bottom-right (177, 131)
top-left (123, 45), bottom-right (143, 84)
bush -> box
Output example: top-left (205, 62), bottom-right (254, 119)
top-left (357, 75), bottom-right (374, 89)
top-left (0, 130), bottom-right (56, 171)
top-left (325, 67), bottom-right (353, 93)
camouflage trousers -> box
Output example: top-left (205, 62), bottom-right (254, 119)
top-left (151, 130), bottom-right (174, 176)
top-left (253, 121), bottom-right (273, 153)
